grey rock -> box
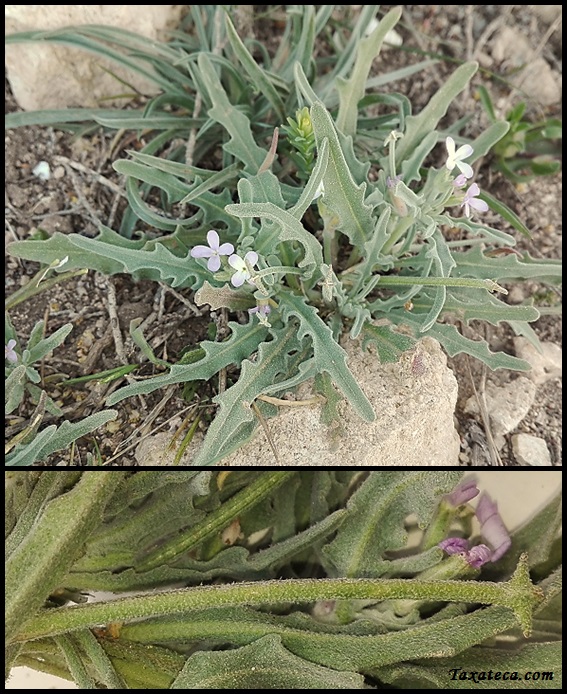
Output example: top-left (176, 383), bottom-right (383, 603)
top-left (511, 433), bottom-right (553, 467)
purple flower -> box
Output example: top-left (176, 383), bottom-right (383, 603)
top-left (249, 305), bottom-right (271, 317)
top-left (445, 478), bottom-right (479, 507)
top-left (228, 251), bottom-right (258, 287)
top-left (461, 183), bottom-right (489, 218)
top-left (466, 544), bottom-right (492, 568)
top-left (5, 339), bottom-right (18, 364)
top-left (475, 492), bottom-right (511, 562)
top-left (452, 173), bottom-right (468, 188)
top-left (438, 537), bottom-right (469, 555)
top-left (438, 538), bottom-right (493, 568)
top-left (190, 230), bottom-right (234, 272)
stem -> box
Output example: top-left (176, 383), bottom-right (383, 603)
top-left (376, 275), bottom-right (507, 293)
top-left (381, 216), bottom-right (414, 255)
top-left (13, 555), bottom-right (542, 643)
top-left (135, 472), bottom-right (296, 572)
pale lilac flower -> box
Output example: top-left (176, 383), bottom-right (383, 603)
top-left (445, 136), bottom-right (474, 179)
top-left (228, 251), bottom-right (259, 287)
top-left (452, 173), bottom-right (468, 188)
top-left (476, 492), bottom-right (511, 562)
top-left (466, 544), bottom-right (492, 568)
top-left (249, 304), bottom-right (271, 326)
top-left (439, 537), bottom-right (469, 555)
top-left (249, 305), bottom-right (271, 317)
top-left (445, 478), bottom-right (479, 507)
top-left (190, 230), bottom-right (234, 272)
top-left (5, 339), bottom-right (18, 363)
top-left (386, 174), bottom-right (402, 189)
top-left (461, 183), bottom-right (489, 218)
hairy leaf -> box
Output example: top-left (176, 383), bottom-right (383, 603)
top-left (278, 292), bottom-right (375, 421)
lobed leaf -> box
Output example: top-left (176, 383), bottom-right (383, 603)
top-left (278, 292), bottom-right (375, 421)
top-left (106, 321), bottom-right (268, 405)
top-left (311, 101), bottom-right (376, 247)
top-left (190, 325), bottom-right (304, 466)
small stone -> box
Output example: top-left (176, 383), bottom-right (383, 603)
top-left (513, 338), bottom-right (562, 385)
top-left (464, 377), bottom-right (537, 437)
top-left (506, 285), bottom-right (526, 304)
top-left (511, 434), bottom-right (552, 467)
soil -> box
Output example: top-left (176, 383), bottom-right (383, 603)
top-left (4, 5), bottom-right (562, 467)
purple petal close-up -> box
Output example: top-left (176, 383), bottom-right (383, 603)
top-left (445, 477), bottom-right (479, 507)
top-left (475, 492), bottom-right (512, 562)
top-left (438, 537), bottom-right (469, 555)
top-left (466, 544), bottom-right (492, 568)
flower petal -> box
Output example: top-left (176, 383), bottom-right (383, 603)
top-left (455, 143), bottom-right (474, 160)
top-left (445, 478), bottom-right (479, 507)
top-left (218, 242), bottom-right (235, 255)
top-left (191, 245), bottom-right (213, 258)
top-left (476, 492), bottom-right (511, 562)
top-left (206, 229), bottom-right (220, 250)
top-left (207, 255), bottom-right (222, 272)
top-left (469, 197), bottom-right (489, 213)
top-left (467, 544), bottom-right (492, 568)
top-left (244, 251), bottom-right (258, 267)
top-left (228, 254), bottom-right (246, 272)
top-left (439, 537), bottom-right (469, 555)
top-left (445, 136), bottom-right (456, 159)
top-left (455, 160), bottom-right (474, 179)
top-left (231, 273), bottom-right (245, 287)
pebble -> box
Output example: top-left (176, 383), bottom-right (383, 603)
top-left (513, 338), bottom-right (562, 385)
top-left (511, 433), bottom-right (553, 466)
top-left (464, 377), bottom-right (537, 437)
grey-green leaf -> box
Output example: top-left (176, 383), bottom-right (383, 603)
top-left (171, 633), bottom-right (367, 689)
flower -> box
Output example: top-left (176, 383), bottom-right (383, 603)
top-left (190, 230), bottom-right (234, 272)
top-left (445, 136), bottom-right (474, 179)
top-left (461, 183), bottom-right (489, 218)
top-left (444, 477), bottom-right (479, 507)
top-left (249, 304), bottom-right (271, 326)
top-left (475, 492), bottom-right (511, 562)
top-left (438, 538), bottom-right (492, 568)
top-left (466, 544), bottom-right (492, 568)
top-left (452, 173), bottom-right (469, 188)
top-left (249, 305), bottom-right (271, 317)
top-left (5, 339), bottom-right (18, 363)
top-left (438, 537), bottom-right (469, 555)
top-left (228, 251), bottom-right (259, 287)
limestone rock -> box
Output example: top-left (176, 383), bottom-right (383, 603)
top-left (5, 5), bottom-right (183, 110)
top-left (219, 337), bottom-right (460, 467)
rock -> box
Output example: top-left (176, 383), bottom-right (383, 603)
top-left (513, 337), bottom-right (562, 385)
top-left (530, 5), bottom-right (562, 28)
top-left (511, 434), bottom-right (552, 467)
top-left (490, 26), bottom-right (561, 106)
top-left (136, 338), bottom-right (461, 467)
top-left (5, 5), bottom-right (183, 110)
top-left (135, 431), bottom-right (205, 467)
top-left (219, 337), bottom-right (460, 467)
top-left (464, 377), bottom-right (537, 438)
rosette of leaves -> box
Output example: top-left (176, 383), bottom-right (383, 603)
top-left (5, 7), bottom-right (562, 467)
